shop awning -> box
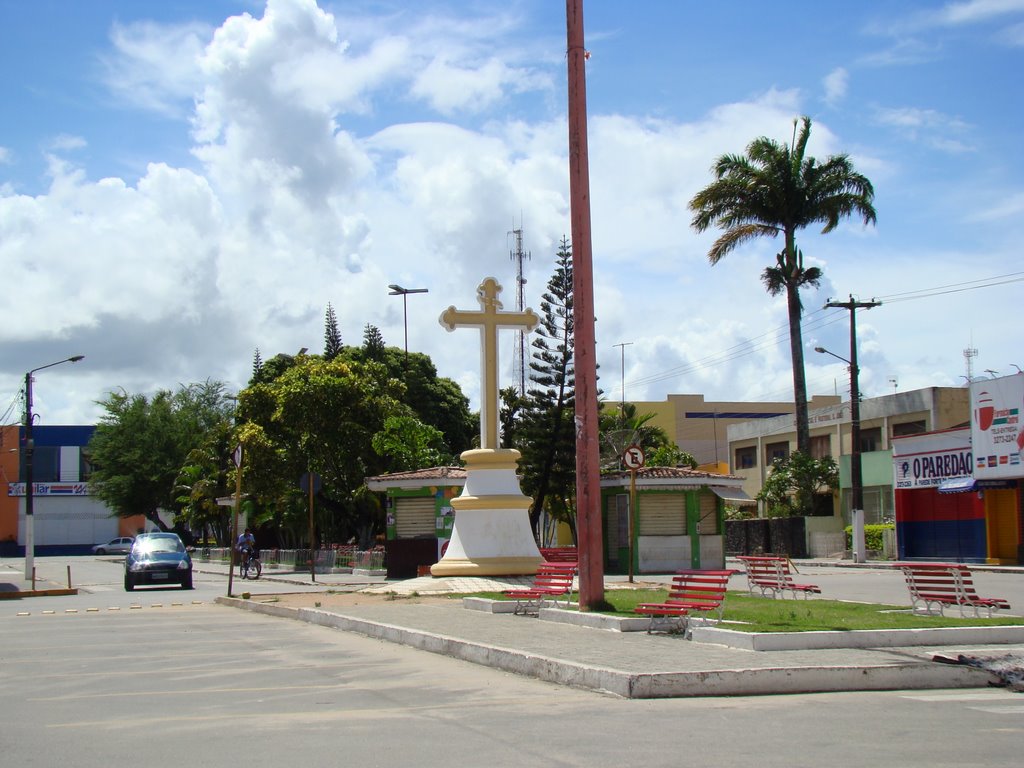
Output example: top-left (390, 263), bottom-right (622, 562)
top-left (937, 477), bottom-right (976, 494)
top-left (710, 486), bottom-right (757, 505)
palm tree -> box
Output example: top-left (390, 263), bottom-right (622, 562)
top-left (689, 116), bottom-right (875, 455)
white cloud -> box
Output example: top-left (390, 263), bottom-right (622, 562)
top-left (823, 67), bottom-right (849, 106)
top-left (872, 106), bottom-right (974, 152)
top-left (934, 0), bottom-right (1024, 26)
top-left (101, 20), bottom-right (210, 116)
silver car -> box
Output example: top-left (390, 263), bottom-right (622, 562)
top-left (92, 537), bottom-right (135, 555)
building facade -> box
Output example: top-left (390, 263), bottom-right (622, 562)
top-left (726, 387), bottom-right (970, 554)
top-left (1, 425), bottom-right (145, 555)
top-left (600, 467), bottom-right (753, 574)
top-left (628, 393), bottom-right (842, 467)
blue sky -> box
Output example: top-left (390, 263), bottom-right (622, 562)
top-left (2, 0), bottom-right (1023, 428)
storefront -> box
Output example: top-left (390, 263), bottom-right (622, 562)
top-left (892, 417), bottom-right (1021, 563)
top-left (600, 467), bottom-right (753, 574)
top-left (365, 466), bottom-right (466, 577)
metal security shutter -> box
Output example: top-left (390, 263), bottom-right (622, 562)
top-left (639, 495), bottom-right (685, 536)
top-left (395, 497), bottom-right (436, 538)
top-left (697, 491), bottom-right (718, 535)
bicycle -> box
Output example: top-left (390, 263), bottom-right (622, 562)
top-left (239, 549), bottom-right (262, 580)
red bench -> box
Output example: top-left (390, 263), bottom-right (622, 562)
top-left (737, 555), bottom-right (821, 599)
top-left (898, 562), bottom-right (1011, 618)
top-left (539, 547), bottom-right (578, 564)
top-left (634, 569), bottom-right (734, 634)
top-left (502, 563), bottom-right (577, 615)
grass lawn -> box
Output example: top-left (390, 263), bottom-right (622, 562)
top-left (476, 588), bottom-right (1023, 633)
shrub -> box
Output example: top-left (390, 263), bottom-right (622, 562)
top-left (844, 523), bottom-right (894, 551)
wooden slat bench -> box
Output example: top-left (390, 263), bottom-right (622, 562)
top-left (634, 569), bottom-right (734, 634)
top-left (736, 555), bottom-right (821, 599)
top-left (898, 562), bottom-right (1011, 617)
top-left (539, 547), bottom-right (578, 564)
top-left (502, 563), bottom-right (577, 615)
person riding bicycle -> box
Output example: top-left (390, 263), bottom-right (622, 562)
top-left (236, 528), bottom-right (256, 571)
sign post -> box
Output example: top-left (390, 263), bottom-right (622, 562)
top-left (227, 445), bottom-right (242, 597)
top-left (622, 444), bottom-right (645, 583)
top-left (300, 471), bottom-right (322, 582)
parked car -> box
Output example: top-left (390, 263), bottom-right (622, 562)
top-left (124, 533), bottom-right (193, 591)
top-left (92, 537), bottom-right (134, 555)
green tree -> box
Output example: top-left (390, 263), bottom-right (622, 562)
top-left (757, 451), bottom-right (838, 517)
top-left (324, 303), bottom-right (343, 360)
top-left (517, 237), bottom-right (577, 541)
top-left (362, 323), bottom-right (385, 362)
top-left (88, 381), bottom-right (235, 533)
top-left (689, 116), bottom-right (876, 456)
top-left (371, 415), bottom-right (447, 471)
top-left (646, 443), bottom-right (698, 469)
top-left (598, 402), bottom-right (679, 470)
top-left (236, 356), bottom-right (406, 545)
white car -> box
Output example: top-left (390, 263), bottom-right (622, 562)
top-left (92, 537), bottom-right (135, 555)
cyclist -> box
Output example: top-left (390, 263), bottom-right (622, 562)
top-left (236, 528), bottom-right (256, 574)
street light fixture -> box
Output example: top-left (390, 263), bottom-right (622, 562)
top-left (23, 354), bottom-right (85, 581)
top-left (388, 284), bottom-right (428, 359)
top-left (815, 344), bottom-right (866, 563)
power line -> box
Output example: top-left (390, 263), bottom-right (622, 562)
top-left (620, 271), bottom-right (1018, 395)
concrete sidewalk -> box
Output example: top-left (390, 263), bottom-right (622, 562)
top-left (210, 561), bottom-right (1024, 699)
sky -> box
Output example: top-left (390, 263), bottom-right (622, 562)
top-left (2, 0), bottom-right (1023, 430)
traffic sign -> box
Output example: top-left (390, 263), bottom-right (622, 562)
top-left (623, 444), bottom-right (645, 470)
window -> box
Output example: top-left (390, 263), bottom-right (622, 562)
top-left (892, 420), bottom-right (926, 438)
top-left (21, 446), bottom-right (60, 482)
top-left (859, 427), bottom-right (882, 453)
top-left (809, 435), bottom-right (831, 459)
top-left (766, 441), bottom-right (789, 463)
top-left (734, 446), bottom-right (756, 469)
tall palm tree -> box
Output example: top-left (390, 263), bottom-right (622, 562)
top-left (689, 116), bottom-right (875, 455)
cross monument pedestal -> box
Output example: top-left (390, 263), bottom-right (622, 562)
top-left (431, 277), bottom-right (543, 577)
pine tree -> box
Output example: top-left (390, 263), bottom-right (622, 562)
top-left (517, 236), bottom-right (578, 541)
top-left (324, 303), bottom-right (342, 360)
top-left (251, 348), bottom-right (263, 380)
top-left (362, 323), bottom-right (385, 362)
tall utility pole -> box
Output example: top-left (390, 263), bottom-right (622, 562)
top-left (509, 223), bottom-right (531, 396)
top-left (566, 0), bottom-right (603, 609)
top-left (824, 295), bottom-right (880, 564)
top-left (613, 342), bottom-right (633, 424)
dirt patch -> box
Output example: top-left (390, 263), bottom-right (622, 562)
top-left (250, 590), bottom-right (462, 610)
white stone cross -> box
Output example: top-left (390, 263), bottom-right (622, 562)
top-left (440, 277), bottom-right (539, 450)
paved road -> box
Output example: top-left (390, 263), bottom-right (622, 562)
top-left (2, 600), bottom-right (1022, 767)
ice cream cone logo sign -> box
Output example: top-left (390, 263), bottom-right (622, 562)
top-left (975, 391), bottom-right (995, 431)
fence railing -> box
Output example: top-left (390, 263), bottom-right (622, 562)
top-left (194, 545), bottom-right (385, 573)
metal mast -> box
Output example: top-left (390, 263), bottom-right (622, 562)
top-left (509, 222), bottom-right (531, 395)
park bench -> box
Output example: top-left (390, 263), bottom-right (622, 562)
top-left (502, 563), bottom-right (577, 615)
top-left (539, 547), bottom-right (578, 564)
top-left (898, 562), bottom-right (1011, 618)
top-left (634, 569), bottom-right (734, 634)
top-left (736, 555), bottom-right (821, 599)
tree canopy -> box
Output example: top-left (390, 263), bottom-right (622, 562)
top-left (689, 116), bottom-right (875, 455)
top-left (88, 380), bottom-right (235, 535)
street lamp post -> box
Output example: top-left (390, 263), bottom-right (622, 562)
top-left (388, 284), bottom-right (428, 359)
top-left (815, 344), bottom-right (865, 563)
top-left (23, 355), bottom-right (85, 580)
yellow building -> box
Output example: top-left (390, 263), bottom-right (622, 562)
top-left (626, 393), bottom-right (842, 469)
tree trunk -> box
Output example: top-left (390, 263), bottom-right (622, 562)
top-left (786, 280), bottom-right (810, 456)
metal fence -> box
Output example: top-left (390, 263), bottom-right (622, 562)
top-left (193, 545), bottom-right (384, 573)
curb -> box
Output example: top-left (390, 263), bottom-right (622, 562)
top-left (216, 596), bottom-right (1000, 698)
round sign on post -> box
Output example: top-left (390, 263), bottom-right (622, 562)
top-left (623, 444), bottom-right (645, 470)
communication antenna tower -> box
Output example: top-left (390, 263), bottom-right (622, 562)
top-left (509, 221), bottom-right (531, 395)
top-left (963, 345), bottom-right (978, 385)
